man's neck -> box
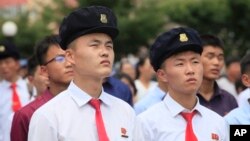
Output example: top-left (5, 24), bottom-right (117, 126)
top-left (73, 75), bottom-right (103, 99)
top-left (199, 79), bottom-right (215, 101)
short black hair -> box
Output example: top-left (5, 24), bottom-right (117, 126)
top-left (225, 56), bottom-right (240, 68)
top-left (34, 35), bottom-right (60, 65)
top-left (26, 54), bottom-right (39, 77)
top-left (200, 34), bottom-right (224, 50)
top-left (115, 73), bottom-right (137, 95)
top-left (0, 40), bottom-right (20, 60)
top-left (135, 56), bottom-right (148, 79)
top-left (240, 53), bottom-right (250, 75)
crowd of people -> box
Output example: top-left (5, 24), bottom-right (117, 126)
top-left (0, 5), bottom-right (249, 141)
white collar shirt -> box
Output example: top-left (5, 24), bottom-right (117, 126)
top-left (0, 78), bottom-right (30, 141)
top-left (134, 94), bottom-right (229, 141)
top-left (28, 81), bottom-right (136, 141)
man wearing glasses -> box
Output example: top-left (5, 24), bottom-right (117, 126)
top-left (10, 35), bottom-right (73, 141)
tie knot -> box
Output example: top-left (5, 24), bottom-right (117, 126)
top-left (89, 99), bottom-right (101, 110)
top-left (10, 83), bottom-right (17, 89)
top-left (181, 111), bottom-right (196, 122)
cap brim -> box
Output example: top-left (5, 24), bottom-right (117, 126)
top-left (84, 26), bottom-right (119, 39)
top-left (61, 26), bottom-right (119, 50)
top-left (170, 44), bottom-right (203, 57)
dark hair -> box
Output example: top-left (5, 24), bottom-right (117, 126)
top-left (135, 56), bottom-right (148, 79)
top-left (225, 56), bottom-right (240, 68)
top-left (0, 40), bottom-right (20, 60)
top-left (26, 54), bottom-right (39, 77)
top-left (235, 78), bottom-right (247, 94)
top-left (240, 53), bottom-right (250, 74)
top-left (115, 73), bottom-right (137, 95)
top-left (34, 35), bottom-right (60, 65)
top-left (200, 34), bottom-right (224, 50)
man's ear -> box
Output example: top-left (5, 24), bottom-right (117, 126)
top-left (156, 69), bottom-right (168, 83)
top-left (65, 49), bottom-right (75, 65)
top-left (241, 74), bottom-right (250, 87)
top-left (39, 65), bottom-right (48, 77)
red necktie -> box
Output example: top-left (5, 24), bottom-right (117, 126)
top-left (89, 99), bottom-right (109, 141)
top-left (10, 83), bottom-right (21, 112)
top-left (181, 111), bottom-right (198, 141)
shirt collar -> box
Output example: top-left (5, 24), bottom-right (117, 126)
top-left (67, 81), bottom-right (113, 108)
top-left (154, 85), bottom-right (167, 100)
top-left (163, 93), bottom-right (204, 117)
top-left (1, 77), bottom-right (23, 88)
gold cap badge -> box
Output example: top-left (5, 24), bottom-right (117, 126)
top-left (100, 14), bottom-right (108, 24)
top-left (179, 33), bottom-right (188, 42)
top-left (0, 45), bottom-right (5, 52)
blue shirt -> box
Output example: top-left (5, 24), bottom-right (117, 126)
top-left (103, 77), bottom-right (133, 106)
top-left (224, 98), bottom-right (250, 125)
top-left (134, 85), bottom-right (165, 115)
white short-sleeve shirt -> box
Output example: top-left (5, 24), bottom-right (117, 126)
top-left (28, 81), bottom-right (136, 141)
top-left (0, 78), bottom-right (30, 141)
top-left (134, 94), bottom-right (229, 141)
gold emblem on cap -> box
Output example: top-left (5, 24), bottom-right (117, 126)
top-left (179, 33), bottom-right (188, 42)
top-left (100, 14), bottom-right (108, 23)
top-left (0, 45), bottom-right (5, 52)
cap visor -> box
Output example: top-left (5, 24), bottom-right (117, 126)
top-left (172, 44), bottom-right (203, 55)
top-left (84, 26), bottom-right (119, 39)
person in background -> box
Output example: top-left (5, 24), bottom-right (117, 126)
top-left (217, 56), bottom-right (241, 99)
top-left (28, 6), bottom-right (135, 141)
top-left (237, 56), bottom-right (250, 107)
top-left (115, 73), bottom-right (137, 104)
top-left (103, 76), bottom-right (133, 106)
top-left (18, 59), bottom-right (28, 78)
top-left (134, 56), bottom-right (157, 103)
top-left (10, 35), bottom-right (73, 141)
top-left (119, 58), bottom-right (136, 80)
top-left (0, 41), bottom-right (30, 141)
top-left (133, 75), bottom-right (167, 115)
top-left (197, 34), bottom-right (238, 116)
top-left (133, 27), bottom-right (229, 141)
top-left (224, 53), bottom-right (250, 124)
top-left (25, 55), bottom-right (49, 100)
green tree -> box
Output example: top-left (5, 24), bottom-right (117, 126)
top-left (160, 0), bottom-right (249, 57)
top-left (1, 0), bottom-right (166, 60)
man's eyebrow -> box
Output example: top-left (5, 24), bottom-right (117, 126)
top-left (105, 40), bottom-right (113, 44)
top-left (89, 39), bottom-right (101, 44)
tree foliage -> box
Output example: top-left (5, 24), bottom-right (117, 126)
top-left (160, 0), bottom-right (249, 57)
top-left (1, 0), bottom-right (249, 59)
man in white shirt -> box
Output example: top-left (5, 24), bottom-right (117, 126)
top-left (133, 27), bottom-right (229, 141)
top-left (28, 6), bottom-right (136, 141)
top-left (0, 41), bottom-right (30, 141)
top-left (224, 53), bottom-right (250, 125)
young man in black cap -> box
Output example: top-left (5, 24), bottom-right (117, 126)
top-left (28, 6), bottom-right (135, 141)
top-left (133, 27), bottom-right (229, 141)
top-left (0, 41), bottom-right (31, 141)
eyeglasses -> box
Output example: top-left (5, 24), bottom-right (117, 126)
top-left (44, 55), bottom-right (65, 65)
